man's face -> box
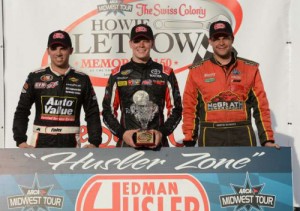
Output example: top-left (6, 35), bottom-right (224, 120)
top-left (129, 37), bottom-right (153, 63)
top-left (209, 35), bottom-right (233, 60)
top-left (47, 44), bottom-right (73, 69)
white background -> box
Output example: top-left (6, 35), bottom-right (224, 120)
top-left (0, 0), bottom-right (299, 206)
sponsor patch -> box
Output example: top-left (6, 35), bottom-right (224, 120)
top-left (41, 96), bottom-right (77, 121)
top-left (34, 81), bottom-right (59, 89)
top-left (232, 69), bottom-right (241, 75)
top-left (35, 82), bottom-right (47, 89)
top-left (40, 74), bottom-right (53, 82)
top-left (128, 79), bottom-right (141, 86)
top-left (69, 77), bottom-right (79, 83)
top-left (204, 73), bottom-right (216, 78)
top-left (205, 78), bottom-right (215, 83)
top-left (151, 69), bottom-right (160, 74)
top-left (65, 86), bottom-right (81, 95)
top-left (207, 91), bottom-right (243, 111)
top-left (117, 76), bottom-right (129, 80)
top-left (121, 69), bottom-right (132, 75)
top-left (142, 79), bottom-right (152, 85)
top-left (47, 81), bottom-right (59, 89)
top-left (150, 69), bottom-right (162, 78)
top-left (23, 82), bottom-right (29, 90)
top-left (153, 80), bottom-right (166, 85)
top-left (117, 80), bottom-right (128, 87)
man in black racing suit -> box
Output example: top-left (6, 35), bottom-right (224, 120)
top-left (102, 24), bottom-right (182, 148)
top-left (13, 30), bottom-right (102, 148)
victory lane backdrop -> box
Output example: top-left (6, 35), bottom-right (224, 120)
top-left (2, 0), bottom-right (299, 207)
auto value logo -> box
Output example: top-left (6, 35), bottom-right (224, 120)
top-left (219, 172), bottom-right (276, 210)
top-left (76, 174), bottom-right (210, 211)
top-left (7, 173), bottom-right (63, 210)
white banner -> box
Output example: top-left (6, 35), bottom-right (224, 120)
top-left (2, 0), bottom-right (299, 206)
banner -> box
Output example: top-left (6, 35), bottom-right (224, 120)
top-left (2, 0), bottom-right (299, 207)
top-left (0, 147), bottom-right (293, 210)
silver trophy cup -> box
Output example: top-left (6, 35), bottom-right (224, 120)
top-left (130, 91), bottom-right (158, 146)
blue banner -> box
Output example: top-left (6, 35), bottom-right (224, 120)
top-left (0, 147), bottom-right (293, 210)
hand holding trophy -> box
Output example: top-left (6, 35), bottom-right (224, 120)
top-left (130, 90), bottom-right (158, 146)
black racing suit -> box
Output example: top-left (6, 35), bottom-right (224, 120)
top-left (13, 66), bottom-right (102, 148)
top-left (102, 59), bottom-right (182, 147)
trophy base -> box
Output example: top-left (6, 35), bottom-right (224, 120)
top-left (133, 130), bottom-right (155, 146)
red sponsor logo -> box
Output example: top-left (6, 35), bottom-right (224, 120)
top-left (76, 174), bottom-right (210, 211)
top-left (136, 26), bottom-right (147, 32)
top-left (214, 23), bottom-right (226, 30)
top-left (53, 32), bottom-right (65, 39)
top-left (40, 74), bottom-right (53, 82)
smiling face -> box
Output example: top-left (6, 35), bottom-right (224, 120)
top-left (209, 35), bottom-right (234, 64)
top-left (47, 44), bottom-right (73, 70)
top-left (129, 37), bottom-right (154, 64)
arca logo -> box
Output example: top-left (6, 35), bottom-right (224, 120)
top-left (76, 174), bottom-right (210, 211)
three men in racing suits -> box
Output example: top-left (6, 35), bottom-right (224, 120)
top-left (182, 21), bottom-right (279, 148)
top-left (102, 24), bottom-right (182, 148)
top-left (13, 30), bottom-right (102, 148)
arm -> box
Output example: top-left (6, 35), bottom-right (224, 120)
top-left (250, 68), bottom-right (277, 147)
top-left (182, 68), bottom-right (199, 146)
top-left (158, 69), bottom-right (182, 136)
top-left (83, 76), bottom-right (102, 147)
top-left (102, 71), bottom-right (126, 139)
top-left (12, 73), bottom-right (35, 147)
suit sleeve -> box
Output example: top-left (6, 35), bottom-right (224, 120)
top-left (12, 73), bottom-right (35, 146)
top-left (83, 76), bottom-right (102, 147)
top-left (158, 70), bottom-right (182, 136)
top-left (102, 71), bottom-right (126, 139)
top-left (182, 68), bottom-right (200, 143)
top-left (250, 67), bottom-right (275, 145)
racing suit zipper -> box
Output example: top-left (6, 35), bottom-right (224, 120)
top-left (57, 75), bottom-right (67, 125)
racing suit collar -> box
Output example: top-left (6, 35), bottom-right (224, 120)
top-left (49, 65), bottom-right (71, 76)
top-left (211, 51), bottom-right (237, 68)
top-left (131, 58), bottom-right (154, 70)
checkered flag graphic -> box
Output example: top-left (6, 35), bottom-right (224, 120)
top-left (193, 34), bottom-right (213, 64)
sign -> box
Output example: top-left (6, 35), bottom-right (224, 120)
top-left (0, 147), bottom-right (293, 210)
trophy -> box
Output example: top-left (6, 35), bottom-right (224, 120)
top-left (130, 90), bottom-right (158, 146)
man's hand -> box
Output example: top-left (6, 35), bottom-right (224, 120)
top-left (148, 130), bottom-right (162, 149)
top-left (264, 142), bottom-right (280, 149)
top-left (18, 142), bottom-right (34, 148)
top-left (123, 129), bottom-right (139, 147)
top-left (82, 144), bottom-right (97, 148)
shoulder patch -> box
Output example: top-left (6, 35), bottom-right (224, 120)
top-left (111, 67), bottom-right (121, 76)
top-left (74, 70), bottom-right (86, 75)
top-left (189, 59), bottom-right (208, 69)
top-left (32, 67), bottom-right (46, 74)
top-left (238, 57), bottom-right (259, 66)
top-left (162, 66), bottom-right (173, 75)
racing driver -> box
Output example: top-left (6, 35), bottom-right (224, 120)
top-left (13, 30), bottom-right (102, 148)
top-left (102, 24), bottom-right (182, 148)
top-left (182, 21), bottom-right (279, 148)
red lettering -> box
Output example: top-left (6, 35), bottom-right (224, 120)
top-left (123, 182), bottom-right (130, 195)
top-left (76, 182), bottom-right (121, 211)
top-left (171, 196), bottom-right (182, 211)
top-left (123, 197), bottom-right (129, 211)
top-left (157, 183), bottom-right (167, 195)
top-left (141, 197), bottom-right (153, 211)
top-left (134, 197), bottom-right (139, 211)
top-left (132, 182), bottom-right (141, 195)
top-left (185, 197), bottom-right (200, 211)
top-left (157, 197), bottom-right (163, 211)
